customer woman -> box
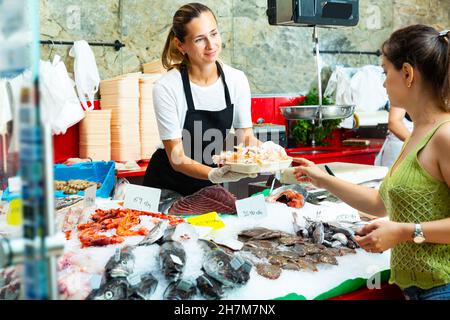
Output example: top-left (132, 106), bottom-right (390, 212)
top-left (143, 3), bottom-right (278, 196)
top-left (293, 25), bottom-right (450, 300)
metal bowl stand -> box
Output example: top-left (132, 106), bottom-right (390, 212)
top-left (282, 27), bottom-right (355, 147)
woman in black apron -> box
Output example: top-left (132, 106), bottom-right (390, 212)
top-left (143, 3), bottom-right (262, 197)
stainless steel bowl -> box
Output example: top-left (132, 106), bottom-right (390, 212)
top-left (280, 105), bottom-right (355, 120)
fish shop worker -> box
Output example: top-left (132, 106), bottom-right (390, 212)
top-left (294, 25), bottom-right (450, 300)
top-left (374, 105), bottom-right (413, 167)
top-left (143, 3), bottom-right (279, 196)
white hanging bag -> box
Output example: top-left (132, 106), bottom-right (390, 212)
top-left (69, 40), bottom-right (100, 111)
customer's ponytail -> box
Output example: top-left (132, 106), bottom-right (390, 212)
top-left (440, 31), bottom-right (450, 110)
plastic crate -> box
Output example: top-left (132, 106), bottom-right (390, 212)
top-left (2, 161), bottom-right (116, 201)
top-left (53, 161), bottom-right (115, 198)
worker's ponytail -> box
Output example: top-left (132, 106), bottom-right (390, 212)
top-left (161, 28), bottom-right (185, 70)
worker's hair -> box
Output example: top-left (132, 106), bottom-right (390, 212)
top-left (382, 24), bottom-right (450, 112)
top-left (161, 3), bottom-right (217, 71)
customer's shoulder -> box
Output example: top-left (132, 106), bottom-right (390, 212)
top-left (433, 119), bottom-right (450, 144)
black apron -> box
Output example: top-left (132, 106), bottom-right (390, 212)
top-left (143, 62), bottom-right (234, 196)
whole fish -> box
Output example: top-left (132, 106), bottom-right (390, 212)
top-left (239, 228), bottom-right (284, 240)
top-left (104, 246), bottom-right (135, 280)
top-left (196, 273), bottom-right (225, 300)
top-left (163, 279), bottom-right (197, 300)
top-left (292, 211), bottom-right (309, 238)
top-left (86, 278), bottom-right (129, 300)
top-left (159, 241), bottom-right (186, 281)
top-left (203, 249), bottom-right (251, 287)
top-left (256, 264), bottom-right (282, 280)
top-left (312, 222), bottom-right (325, 244)
top-left (161, 224), bottom-right (177, 243)
top-left (332, 233), bottom-right (348, 246)
top-left (313, 253), bottom-right (338, 266)
top-left (127, 272), bottom-right (158, 300)
top-left (324, 222), bottom-right (356, 240)
top-left (138, 220), bottom-right (169, 246)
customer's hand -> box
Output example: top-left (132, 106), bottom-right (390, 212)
top-left (208, 165), bottom-right (257, 184)
top-left (293, 158), bottom-right (328, 188)
top-left (354, 220), bottom-right (406, 253)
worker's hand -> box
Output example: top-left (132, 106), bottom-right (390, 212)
top-left (354, 220), bottom-right (406, 253)
top-left (292, 158), bottom-right (328, 188)
top-left (208, 165), bottom-right (257, 184)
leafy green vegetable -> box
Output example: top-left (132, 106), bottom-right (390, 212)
top-left (291, 88), bottom-right (342, 146)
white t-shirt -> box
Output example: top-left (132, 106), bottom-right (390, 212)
top-left (152, 63), bottom-right (253, 141)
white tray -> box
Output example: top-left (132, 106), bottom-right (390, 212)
top-left (226, 158), bottom-right (293, 174)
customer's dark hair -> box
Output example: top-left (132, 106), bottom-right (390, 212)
top-left (161, 3), bottom-right (217, 70)
top-left (382, 24), bottom-right (450, 111)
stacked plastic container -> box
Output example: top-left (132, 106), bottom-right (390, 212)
top-left (139, 74), bottom-right (162, 160)
top-left (100, 75), bottom-right (141, 161)
top-left (142, 59), bottom-right (166, 74)
top-left (79, 109), bottom-right (112, 161)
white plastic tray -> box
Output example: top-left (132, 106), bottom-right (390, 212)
top-left (226, 158), bottom-right (293, 174)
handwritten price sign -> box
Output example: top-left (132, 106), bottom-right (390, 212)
top-left (236, 194), bottom-right (268, 219)
top-left (84, 185), bottom-right (97, 208)
top-left (123, 184), bottom-right (161, 213)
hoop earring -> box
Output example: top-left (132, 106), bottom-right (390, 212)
top-left (407, 82), bottom-right (412, 88)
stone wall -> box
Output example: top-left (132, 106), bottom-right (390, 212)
top-left (40, 0), bottom-right (449, 95)
top-left (393, 0), bottom-right (450, 29)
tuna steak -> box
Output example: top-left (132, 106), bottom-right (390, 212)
top-left (168, 185), bottom-right (237, 215)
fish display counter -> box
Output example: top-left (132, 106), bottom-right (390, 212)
top-left (53, 189), bottom-right (392, 300)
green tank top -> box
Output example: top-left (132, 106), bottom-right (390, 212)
top-left (379, 119), bottom-right (450, 289)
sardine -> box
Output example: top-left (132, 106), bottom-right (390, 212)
top-left (331, 240), bottom-right (343, 248)
top-left (312, 222), bottom-right (325, 244)
top-left (331, 233), bottom-right (348, 246)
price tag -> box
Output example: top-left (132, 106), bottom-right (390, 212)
top-left (170, 254), bottom-right (183, 266)
top-left (7, 198), bottom-right (22, 226)
top-left (127, 273), bottom-right (141, 286)
top-left (84, 185), bottom-right (96, 208)
top-left (90, 274), bottom-right (103, 289)
top-left (123, 184), bottom-right (161, 213)
top-left (8, 176), bottom-right (22, 193)
top-left (114, 248), bottom-right (121, 262)
top-left (230, 256), bottom-right (245, 270)
top-left (235, 194), bottom-right (268, 219)
top-left (186, 212), bottom-right (225, 230)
